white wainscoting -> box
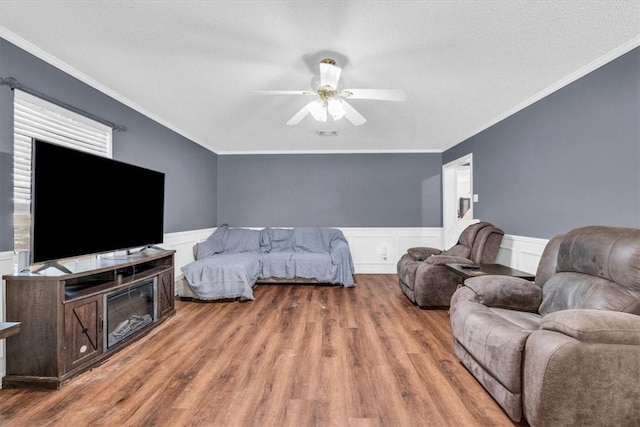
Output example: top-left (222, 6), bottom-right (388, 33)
top-left (162, 227), bottom-right (443, 295)
top-left (162, 227), bottom-right (445, 281)
top-left (339, 227), bottom-right (443, 274)
top-left (162, 227), bottom-right (215, 277)
top-left (496, 234), bottom-right (549, 275)
top-left (0, 250), bottom-right (16, 387)
top-left (161, 227), bottom-right (550, 281)
top-left (162, 228), bottom-right (215, 297)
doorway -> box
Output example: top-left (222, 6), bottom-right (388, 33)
top-left (442, 153), bottom-right (477, 248)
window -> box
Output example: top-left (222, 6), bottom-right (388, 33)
top-left (13, 90), bottom-right (113, 251)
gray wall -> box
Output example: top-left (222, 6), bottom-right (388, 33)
top-left (217, 153), bottom-right (442, 227)
top-left (0, 38), bottom-right (218, 251)
top-left (3, 37), bottom-right (637, 250)
top-left (444, 47), bottom-right (640, 239)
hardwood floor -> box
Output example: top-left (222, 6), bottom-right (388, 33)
top-left (0, 275), bottom-right (520, 427)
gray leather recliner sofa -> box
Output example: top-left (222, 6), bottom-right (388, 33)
top-left (397, 221), bottom-right (504, 308)
top-left (449, 225), bottom-right (640, 426)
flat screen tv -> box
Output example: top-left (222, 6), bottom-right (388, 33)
top-left (30, 139), bottom-right (165, 270)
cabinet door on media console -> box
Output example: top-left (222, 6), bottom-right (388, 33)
top-left (158, 269), bottom-right (175, 318)
top-left (64, 295), bottom-right (103, 373)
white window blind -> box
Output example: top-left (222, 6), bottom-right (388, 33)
top-left (13, 89), bottom-right (113, 250)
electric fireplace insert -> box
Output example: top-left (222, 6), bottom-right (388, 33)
top-left (104, 278), bottom-right (157, 349)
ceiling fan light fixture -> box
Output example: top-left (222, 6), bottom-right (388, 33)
top-left (307, 99), bottom-right (327, 122)
top-left (327, 98), bottom-right (346, 120)
top-left (319, 59), bottom-right (342, 89)
top-left (257, 56), bottom-right (406, 126)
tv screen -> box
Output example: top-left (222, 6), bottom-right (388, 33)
top-left (30, 139), bottom-right (165, 265)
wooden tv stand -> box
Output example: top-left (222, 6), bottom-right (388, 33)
top-left (2, 249), bottom-right (175, 389)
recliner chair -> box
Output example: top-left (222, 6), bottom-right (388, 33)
top-left (397, 221), bottom-right (504, 308)
top-left (449, 225), bottom-right (640, 426)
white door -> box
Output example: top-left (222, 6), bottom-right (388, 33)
top-left (442, 154), bottom-right (477, 248)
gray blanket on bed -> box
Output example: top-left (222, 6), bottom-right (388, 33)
top-left (181, 226), bottom-right (356, 301)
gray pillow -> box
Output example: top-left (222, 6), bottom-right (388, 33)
top-left (262, 227), bottom-right (294, 252)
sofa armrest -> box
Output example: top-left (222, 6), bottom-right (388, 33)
top-left (425, 254), bottom-right (473, 265)
top-left (523, 329), bottom-right (640, 426)
top-left (329, 239), bottom-right (356, 277)
top-left (406, 247), bottom-right (442, 261)
top-left (330, 238), bottom-right (348, 255)
top-left (541, 309), bottom-right (640, 345)
top-left (463, 275), bottom-right (541, 312)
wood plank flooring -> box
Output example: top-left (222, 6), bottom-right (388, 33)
top-left (0, 275), bottom-right (521, 427)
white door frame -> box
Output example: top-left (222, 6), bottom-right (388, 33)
top-left (442, 153), bottom-right (476, 249)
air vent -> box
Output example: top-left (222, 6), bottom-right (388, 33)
top-left (316, 130), bottom-right (338, 137)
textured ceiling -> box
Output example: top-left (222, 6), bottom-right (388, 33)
top-left (1, 1), bottom-right (638, 154)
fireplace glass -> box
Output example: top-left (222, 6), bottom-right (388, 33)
top-left (105, 278), bottom-right (157, 349)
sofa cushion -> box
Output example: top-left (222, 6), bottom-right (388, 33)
top-left (539, 272), bottom-right (640, 316)
top-left (196, 224), bottom-right (229, 260)
top-left (469, 225), bottom-right (504, 263)
top-left (291, 252), bottom-right (331, 279)
top-left (533, 232), bottom-right (563, 289)
top-left (457, 221), bottom-right (489, 247)
top-left (261, 251), bottom-right (292, 278)
top-left (223, 228), bottom-right (262, 253)
top-left (292, 227), bottom-right (341, 253)
top-left (450, 301), bottom-right (540, 393)
top-left (556, 226), bottom-right (640, 292)
top-left (261, 227), bottom-right (295, 252)
top-left (541, 309), bottom-right (640, 344)
top-left (292, 227), bottom-right (332, 252)
top-left (407, 247), bottom-right (440, 261)
top-left (443, 244), bottom-right (471, 259)
top-left (425, 254), bottom-right (473, 265)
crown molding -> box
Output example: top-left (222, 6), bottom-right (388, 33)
top-left (462, 35), bottom-right (640, 145)
top-left (0, 27), bottom-right (210, 150)
top-left (216, 148), bottom-right (442, 155)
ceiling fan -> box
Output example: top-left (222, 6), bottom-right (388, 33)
top-left (254, 58), bottom-right (407, 126)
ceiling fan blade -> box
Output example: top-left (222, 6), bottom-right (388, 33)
top-left (341, 100), bottom-right (367, 126)
top-left (341, 89), bottom-right (407, 102)
top-left (319, 62), bottom-right (342, 89)
top-left (253, 90), bottom-right (315, 95)
top-left (286, 102), bottom-right (313, 125)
